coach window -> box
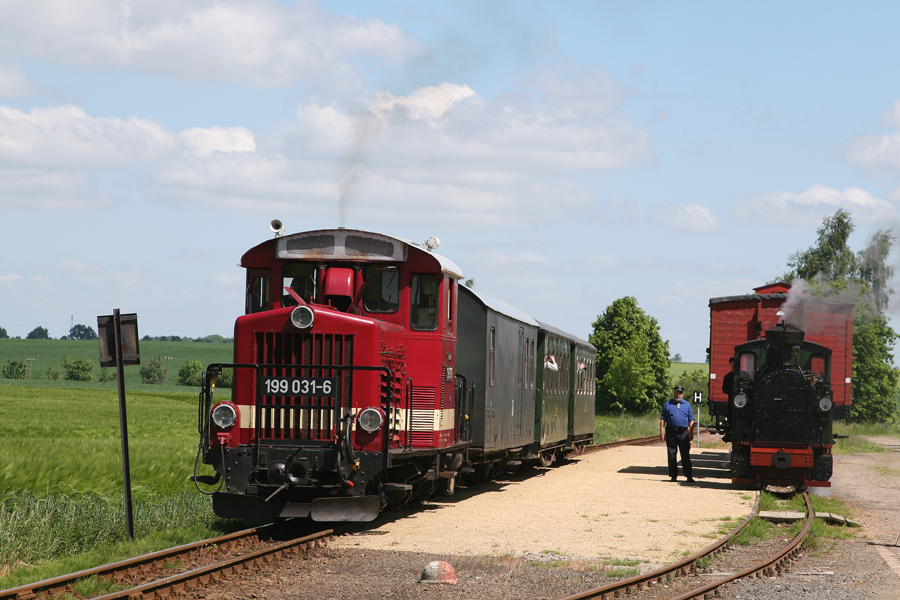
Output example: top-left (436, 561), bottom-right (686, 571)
top-left (247, 271), bottom-right (271, 314)
top-left (363, 265), bottom-right (399, 313)
top-left (282, 263), bottom-right (316, 307)
top-left (410, 274), bottom-right (440, 330)
top-left (489, 327), bottom-right (496, 386)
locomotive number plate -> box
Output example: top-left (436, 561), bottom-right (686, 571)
top-left (259, 377), bottom-right (336, 397)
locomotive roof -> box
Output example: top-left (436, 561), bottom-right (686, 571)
top-left (536, 320), bottom-right (594, 351)
top-left (244, 228), bottom-right (464, 278)
top-left (459, 286), bottom-right (539, 327)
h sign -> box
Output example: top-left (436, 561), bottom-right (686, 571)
top-left (693, 391), bottom-right (703, 404)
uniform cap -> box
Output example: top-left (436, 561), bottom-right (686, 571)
top-left (673, 386), bottom-right (685, 393)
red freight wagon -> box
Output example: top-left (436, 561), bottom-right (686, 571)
top-left (708, 283), bottom-right (854, 427)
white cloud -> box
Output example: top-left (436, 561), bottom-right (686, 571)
top-left (0, 62), bottom-right (35, 98)
top-left (371, 83), bottom-right (476, 119)
top-left (652, 203), bottom-right (721, 233)
top-left (2, 65), bottom-right (650, 225)
top-left (0, 0), bottom-right (419, 90)
top-left (180, 127), bottom-right (256, 157)
top-left (733, 184), bottom-right (900, 224)
top-left (880, 100), bottom-right (900, 129)
top-left (842, 100), bottom-right (900, 178)
top-left (153, 71), bottom-right (650, 227)
top-left (0, 105), bottom-right (176, 168)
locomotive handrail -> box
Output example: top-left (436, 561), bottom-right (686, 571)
top-left (198, 362), bottom-right (394, 454)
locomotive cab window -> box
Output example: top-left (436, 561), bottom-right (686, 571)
top-left (362, 265), bottom-right (399, 313)
top-left (281, 263), bottom-right (316, 307)
top-left (738, 352), bottom-right (755, 378)
top-left (809, 355), bottom-right (827, 380)
top-left (247, 271), bottom-right (271, 314)
top-left (410, 274), bottom-right (440, 331)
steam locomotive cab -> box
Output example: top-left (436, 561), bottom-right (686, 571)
top-left (195, 228), bottom-right (467, 522)
top-left (726, 323), bottom-right (834, 488)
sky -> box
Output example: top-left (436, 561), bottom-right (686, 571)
top-left (1, 1), bottom-right (899, 362)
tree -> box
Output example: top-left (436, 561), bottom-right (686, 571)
top-left (851, 316), bottom-right (899, 424)
top-left (590, 297), bottom-right (671, 413)
top-left (61, 355), bottom-right (95, 381)
top-left (2, 360), bottom-right (27, 379)
top-left (784, 208), bottom-right (857, 289)
top-left (672, 353), bottom-right (682, 362)
top-left (68, 324), bottom-right (98, 340)
top-left (0, 327), bottom-right (8, 339)
top-left (781, 209), bottom-right (899, 423)
top-left (177, 360), bottom-right (204, 386)
top-left (26, 326), bottom-right (50, 339)
top-left (140, 355), bottom-right (166, 384)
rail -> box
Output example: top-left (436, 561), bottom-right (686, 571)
top-left (0, 524), bottom-right (332, 600)
top-left (555, 492), bottom-right (814, 600)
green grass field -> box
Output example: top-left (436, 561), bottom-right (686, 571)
top-left (669, 362), bottom-right (708, 378)
top-left (0, 339), bottom-right (233, 388)
top-left (0, 382), bottom-right (228, 585)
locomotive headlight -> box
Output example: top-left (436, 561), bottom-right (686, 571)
top-left (291, 305), bottom-right (315, 330)
top-left (818, 397), bottom-right (833, 412)
top-left (357, 407), bottom-right (384, 433)
top-left (733, 393), bottom-right (748, 408)
top-left (211, 402), bottom-right (237, 429)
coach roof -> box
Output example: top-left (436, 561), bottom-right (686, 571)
top-left (460, 286), bottom-right (539, 327)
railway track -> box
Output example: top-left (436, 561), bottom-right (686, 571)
top-left (0, 523), bottom-right (334, 600)
top-left (556, 491), bottom-right (814, 600)
top-left (0, 434), bottom-right (686, 600)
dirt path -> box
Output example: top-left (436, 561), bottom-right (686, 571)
top-left (334, 443), bottom-right (751, 567)
top-left (831, 435), bottom-right (900, 545)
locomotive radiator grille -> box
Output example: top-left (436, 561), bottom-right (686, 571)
top-left (410, 385), bottom-right (435, 445)
top-left (255, 331), bottom-right (353, 442)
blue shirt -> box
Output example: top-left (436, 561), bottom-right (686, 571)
top-left (661, 399), bottom-right (694, 429)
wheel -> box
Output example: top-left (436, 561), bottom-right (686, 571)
top-left (574, 443), bottom-right (585, 456)
top-left (539, 450), bottom-right (555, 467)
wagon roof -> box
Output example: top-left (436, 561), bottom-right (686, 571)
top-left (536, 320), bottom-right (594, 351)
top-left (459, 286), bottom-right (539, 327)
top-left (709, 293), bottom-right (855, 309)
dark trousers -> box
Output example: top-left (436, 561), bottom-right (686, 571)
top-left (665, 428), bottom-right (693, 479)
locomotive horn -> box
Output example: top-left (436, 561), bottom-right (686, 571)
top-left (270, 219), bottom-right (285, 237)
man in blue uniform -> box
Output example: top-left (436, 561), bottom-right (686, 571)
top-left (660, 386), bottom-right (695, 482)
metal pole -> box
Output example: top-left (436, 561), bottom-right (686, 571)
top-left (113, 309), bottom-right (135, 539)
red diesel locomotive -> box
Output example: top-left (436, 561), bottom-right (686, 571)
top-left (192, 224), bottom-right (596, 522)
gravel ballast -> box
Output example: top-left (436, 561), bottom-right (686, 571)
top-left (193, 437), bottom-right (900, 600)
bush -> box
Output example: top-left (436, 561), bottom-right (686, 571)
top-left (673, 368), bottom-right (708, 401)
top-left (2, 361), bottom-right (27, 380)
top-left (176, 360), bottom-right (204, 386)
top-left (97, 368), bottom-right (117, 383)
top-left (61, 355), bottom-right (95, 382)
top-left (218, 368), bottom-right (233, 389)
top-left (140, 356), bottom-right (165, 384)
top-left (44, 366), bottom-right (61, 380)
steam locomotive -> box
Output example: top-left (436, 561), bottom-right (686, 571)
top-left (722, 322), bottom-right (835, 488)
top-left (192, 225), bottom-right (595, 522)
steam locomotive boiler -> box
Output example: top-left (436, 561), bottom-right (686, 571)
top-left (725, 323), bottom-right (835, 488)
